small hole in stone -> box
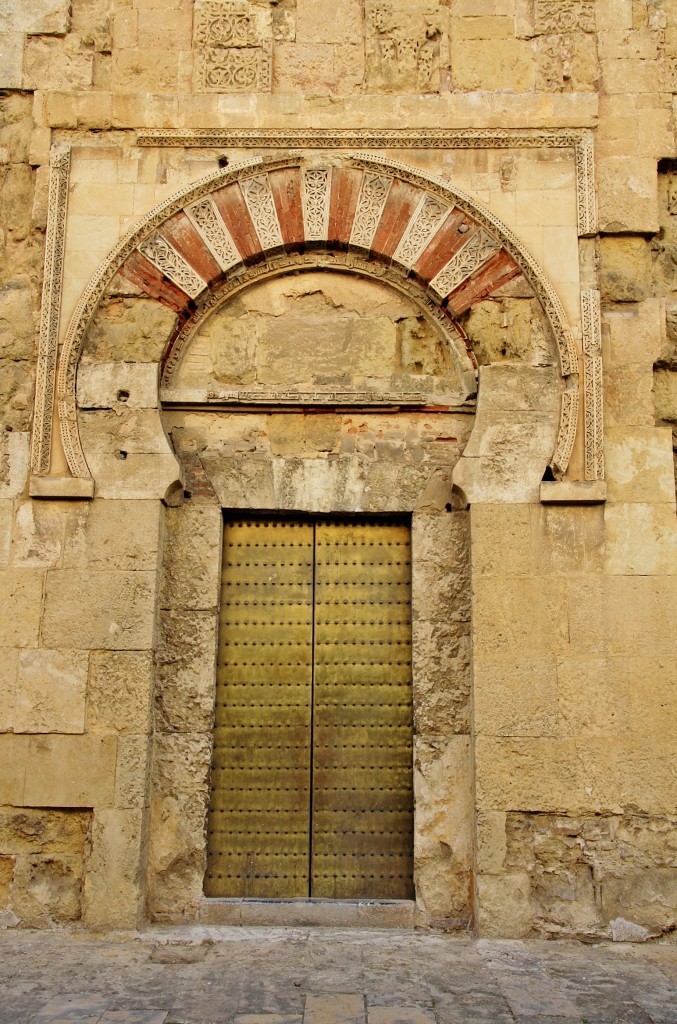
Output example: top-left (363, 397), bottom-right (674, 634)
top-left (117, 389), bottom-right (130, 403)
top-left (218, 155), bottom-right (229, 168)
top-left (116, 450), bottom-right (128, 461)
top-left (445, 502), bottom-right (453, 512)
top-left (5, 424), bottom-right (12, 432)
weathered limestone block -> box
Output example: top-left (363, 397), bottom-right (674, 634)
top-left (414, 736), bottom-right (473, 925)
top-left (453, 365), bottom-right (559, 504)
top-left (23, 35), bottom-right (93, 91)
top-left (605, 426), bottom-right (675, 502)
top-left (10, 854), bottom-right (84, 927)
top-left (63, 499), bottom-right (161, 571)
top-left (412, 624), bottom-right (471, 735)
top-left (462, 298), bottom-right (553, 366)
top-left (0, 360), bottom-right (34, 432)
top-left (0, 164), bottom-right (32, 242)
top-left (0, 499), bottom-right (11, 568)
top-left (530, 505), bottom-right (605, 575)
top-left (9, 0), bottom-right (71, 35)
top-left (14, 649), bottom-right (88, 734)
top-left (0, 277), bottom-right (35, 360)
top-left (0, 647), bottom-right (17, 731)
top-left (473, 574), bottom-right (569, 663)
top-left (476, 810), bottom-right (507, 875)
top-left (597, 157), bottom-right (659, 234)
top-left (204, 453), bottom-right (275, 509)
top-left (654, 366), bottom-right (677, 423)
top-left (85, 453), bottom-right (183, 501)
top-left (535, 31), bottom-right (598, 93)
top-left (148, 733), bottom-right (212, 920)
top-left (568, 575), bottom-right (677, 660)
top-left (601, 298), bottom-right (664, 366)
top-left (296, 0), bottom-right (362, 44)
top-left (452, 38), bottom-right (535, 91)
top-left (82, 297), bottom-right (177, 363)
top-left (0, 570), bottom-right (44, 647)
top-left (159, 506), bottom-right (222, 611)
top-left (79, 409), bottom-right (174, 455)
top-left (83, 808), bottom-right (144, 928)
top-left (42, 569), bottom-right (156, 649)
top-left (77, 362), bottom-right (159, 410)
top-left (604, 502), bottom-right (677, 574)
top-left (155, 610), bottom-right (218, 733)
top-left (87, 651), bottom-right (153, 734)
top-left (0, 92), bottom-right (33, 165)
top-left (111, 48), bottom-right (179, 93)
top-left (115, 735), bottom-right (151, 810)
top-left (473, 656), bottom-right (559, 737)
top-left (604, 364), bottom-right (655, 426)
top-left (22, 734), bottom-right (116, 807)
top-left (470, 503), bottom-right (531, 577)
top-left (414, 558), bottom-right (471, 625)
top-left (475, 737), bottom-right (584, 813)
top-left (0, 735), bottom-right (26, 804)
top-left (475, 872), bottom-right (533, 938)
top-left (0, 33), bottom-right (24, 89)
top-left (600, 236), bottom-right (653, 302)
top-left (11, 500), bottom-right (66, 569)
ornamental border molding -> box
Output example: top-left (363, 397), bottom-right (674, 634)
top-left (30, 145), bottom-right (70, 476)
top-left (43, 150), bottom-right (583, 484)
top-left (581, 288), bottom-right (605, 480)
top-left (136, 126), bottom-right (598, 238)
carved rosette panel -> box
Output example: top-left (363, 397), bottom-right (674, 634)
top-left (193, 0), bottom-right (272, 93)
top-left (534, 0), bottom-right (595, 33)
top-left (429, 229), bottom-right (501, 300)
top-left (581, 289), bottom-right (604, 480)
top-left (349, 173), bottom-right (393, 249)
top-left (185, 197), bottom-right (241, 271)
top-left (240, 174), bottom-right (284, 250)
top-left (31, 146), bottom-right (70, 476)
top-left (393, 195), bottom-right (450, 267)
top-left (138, 234), bottom-right (207, 299)
top-left (302, 168), bottom-right (332, 241)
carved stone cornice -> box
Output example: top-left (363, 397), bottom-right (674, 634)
top-left (136, 127), bottom-right (598, 238)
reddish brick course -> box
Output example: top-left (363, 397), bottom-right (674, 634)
top-left (370, 179), bottom-right (422, 259)
top-left (269, 168), bottom-right (305, 249)
top-left (328, 169), bottom-right (362, 247)
top-left (211, 183), bottom-right (261, 261)
top-left (447, 251), bottom-right (522, 315)
top-left (161, 212), bottom-right (222, 285)
top-left (413, 210), bottom-right (475, 282)
top-left (119, 252), bottom-right (193, 315)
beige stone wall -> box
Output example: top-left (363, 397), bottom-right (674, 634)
top-left (0, 0), bottom-right (676, 937)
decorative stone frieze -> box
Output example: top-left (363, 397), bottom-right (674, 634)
top-left (581, 288), bottom-right (605, 481)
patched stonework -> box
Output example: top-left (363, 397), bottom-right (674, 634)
top-left (193, 0), bottom-right (272, 93)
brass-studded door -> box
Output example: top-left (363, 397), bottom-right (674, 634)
top-left (205, 516), bottom-right (413, 900)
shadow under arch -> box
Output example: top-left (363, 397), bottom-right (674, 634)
top-left (58, 152), bottom-right (578, 485)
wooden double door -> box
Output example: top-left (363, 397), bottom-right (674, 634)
top-left (205, 515), bottom-right (414, 900)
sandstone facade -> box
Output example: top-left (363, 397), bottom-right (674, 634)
top-left (0, 0), bottom-right (676, 938)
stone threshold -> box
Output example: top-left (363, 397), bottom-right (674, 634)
top-left (198, 898), bottom-right (416, 929)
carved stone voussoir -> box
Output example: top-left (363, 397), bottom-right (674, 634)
top-left (193, 0), bottom-right (272, 93)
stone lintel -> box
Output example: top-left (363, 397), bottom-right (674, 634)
top-left (30, 475), bottom-right (95, 499)
top-left (540, 480), bottom-right (607, 505)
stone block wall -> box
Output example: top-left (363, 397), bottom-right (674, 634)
top-left (0, 0), bottom-right (675, 937)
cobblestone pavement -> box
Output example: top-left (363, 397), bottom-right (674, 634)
top-left (1, 927), bottom-right (677, 1024)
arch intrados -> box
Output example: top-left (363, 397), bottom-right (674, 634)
top-left (60, 152), bottom-right (577, 480)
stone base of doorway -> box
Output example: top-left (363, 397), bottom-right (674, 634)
top-left (198, 898), bottom-right (416, 928)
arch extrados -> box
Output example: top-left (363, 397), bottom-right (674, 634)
top-left (57, 152), bottom-right (578, 480)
